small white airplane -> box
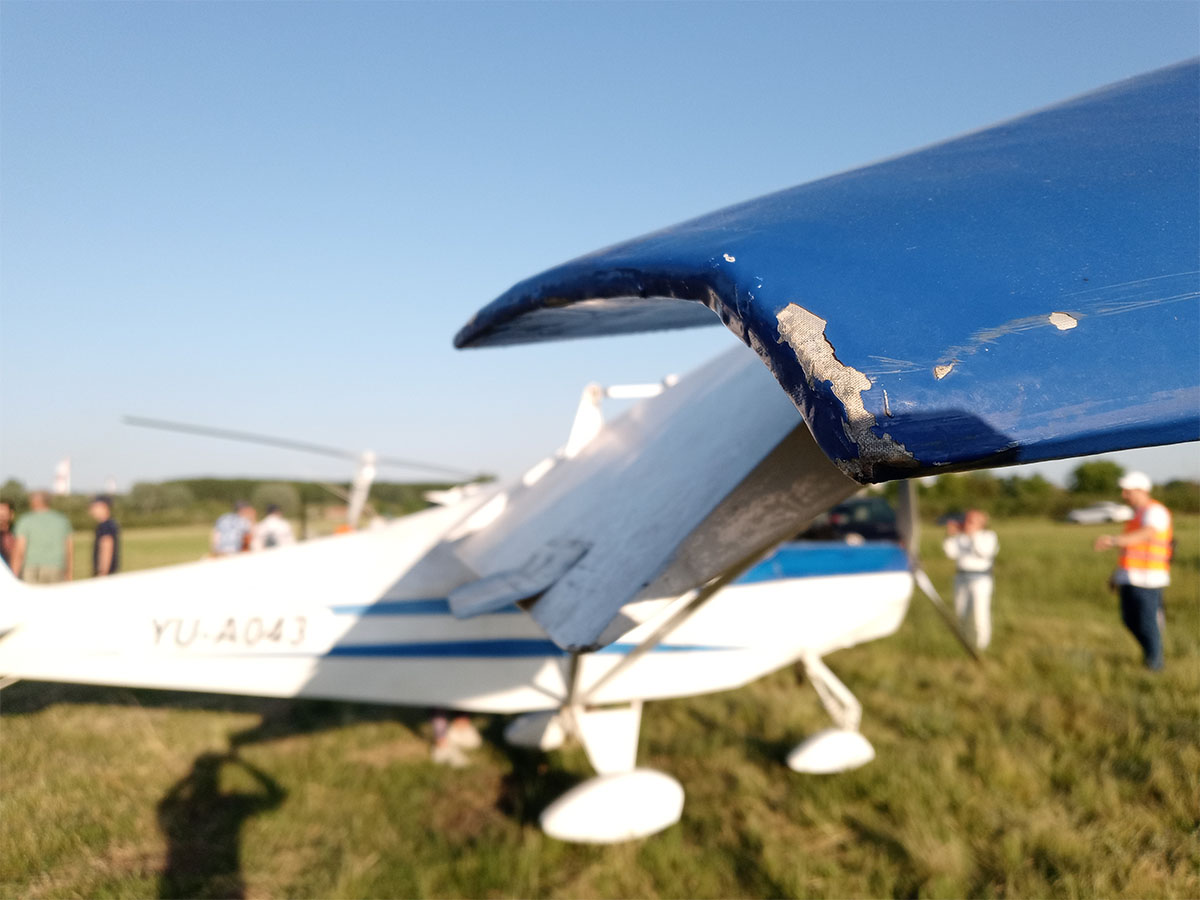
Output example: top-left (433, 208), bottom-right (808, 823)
top-left (0, 348), bottom-right (917, 843)
top-left (1, 60), bottom-right (1196, 843)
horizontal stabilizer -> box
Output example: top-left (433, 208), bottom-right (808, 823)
top-left (447, 539), bottom-right (590, 618)
top-left (457, 61), bottom-right (1199, 481)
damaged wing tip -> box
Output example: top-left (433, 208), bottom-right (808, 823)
top-left (774, 302), bottom-right (917, 480)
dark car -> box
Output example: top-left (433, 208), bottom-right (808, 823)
top-left (800, 495), bottom-right (900, 542)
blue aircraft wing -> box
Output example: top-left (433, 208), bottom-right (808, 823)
top-left (456, 60), bottom-right (1199, 483)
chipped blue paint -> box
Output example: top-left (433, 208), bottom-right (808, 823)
top-left (456, 61), bottom-right (1199, 481)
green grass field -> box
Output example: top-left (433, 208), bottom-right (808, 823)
top-left (4, 518), bottom-right (1197, 898)
top-left (69, 524), bottom-right (212, 578)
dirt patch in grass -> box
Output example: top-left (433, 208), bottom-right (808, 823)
top-left (428, 767), bottom-right (509, 843)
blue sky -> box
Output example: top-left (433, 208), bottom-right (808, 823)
top-left (2, 2), bottom-right (1197, 491)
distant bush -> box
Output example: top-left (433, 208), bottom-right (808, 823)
top-left (914, 471), bottom-right (1050, 519)
top-left (24, 476), bottom-right (460, 529)
top-left (164, 478), bottom-right (266, 506)
top-left (129, 482), bottom-right (195, 515)
top-left (368, 481), bottom-right (457, 516)
top-left (0, 479), bottom-right (28, 512)
top-left (163, 477), bottom-right (458, 514)
top-left (1156, 480), bottom-right (1200, 514)
top-left (1069, 460), bottom-right (1124, 494)
top-left (992, 473), bottom-right (1062, 518)
top-left (251, 482), bottom-right (301, 518)
top-left (910, 469), bottom-right (1103, 520)
top-left (898, 465), bottom-right (1197, 522)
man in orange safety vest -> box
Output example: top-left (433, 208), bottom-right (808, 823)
top-left (1094, 471), bottom-right (1172, 671)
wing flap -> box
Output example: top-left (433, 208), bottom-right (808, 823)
top-left (447, 539), bottom-right (590, 618)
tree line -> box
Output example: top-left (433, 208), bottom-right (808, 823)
top-left (0, 477), bottom-right (463, 530)
top-left (885, 460), bottom-right (1199, 519)
top-left (1, 461), bottom-right (1194, 531)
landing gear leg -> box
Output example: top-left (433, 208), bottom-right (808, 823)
top-left (786, 653), bottom-right (875, 774)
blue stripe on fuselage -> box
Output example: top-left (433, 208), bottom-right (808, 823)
top-left (734, 541), bottom-right (909, 585)
top-left (328, 542), bottom-right (908, 618)
top-left (329, 598), bottom-right (522, 616)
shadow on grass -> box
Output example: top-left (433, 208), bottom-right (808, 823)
top-left (0, 680), bottom-right (272, 716)
top-left (0, 679), bottom-right (429, 742)
top-left (481, 717), bottom-right (581, 827)
top-left (742, 733), bottom-right (800, 768)
top-left (5, 681), bottom-right (601, 856)
top-left (228, 697), bottom-right (428, 748)
top-left (157, 751), bottom-right (285, 900)
top-left (685, 704), bottom-right (798, 768)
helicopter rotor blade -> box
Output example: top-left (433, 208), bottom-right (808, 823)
top-left (123, 415), bottom-right (475, 479)
top-left (373, 453), bottom-right (479, 479)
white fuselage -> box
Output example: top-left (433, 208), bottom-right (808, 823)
top-left (0, 508), bottom-right (911, 713)
top-left (0, 349), bottom-right (909, 714)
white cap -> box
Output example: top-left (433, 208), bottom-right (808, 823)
top-left (1118, 471), bottom-right (1152, 492)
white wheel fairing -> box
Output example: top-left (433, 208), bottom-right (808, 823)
top-left (786, 728), bottom-right (876, 774)
top-left (540, 769), bottom-right (684, 843)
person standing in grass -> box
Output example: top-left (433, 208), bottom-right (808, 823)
top-left (89, 495), bottom-right (121, 576)
top-left (430, 709), bottom-right (483, 767)
top-left (211, 501), bottom-right (256, 556)
top-left (943, 508), bottom-right (998, 650)
top-left (250, 504), bottom-right (295, 551)
top-left (11, 491), bottom-right (73, 583)
top-left (1094, 471), bottom-right (1172, 671)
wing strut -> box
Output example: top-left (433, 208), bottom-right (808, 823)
top-left (579, 556), bottom-right (755, 704)
top-left (896, 481), bottom-right (981, 662)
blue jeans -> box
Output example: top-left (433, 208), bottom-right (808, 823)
top-left (1119, 584), bottom-right (1164, 670)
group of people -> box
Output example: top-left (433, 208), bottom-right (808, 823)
top-left (0, 493), bottom-right (303, 582)
top-left (0, 492), bottom-right (120, 582)
top-left (210, 501), bottom-right (296, 556)
top-left (942, 470), bottom-right (1174, 671)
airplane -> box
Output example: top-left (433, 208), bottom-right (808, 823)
top-left (0, 59), bottom-right (1195, 844)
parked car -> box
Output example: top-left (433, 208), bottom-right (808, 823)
top-left (1065, 501), bottom-right (1135, 524)
top-left (800, 495), bottom-right (900, 542)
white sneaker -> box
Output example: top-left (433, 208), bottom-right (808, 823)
top-left (447, 719), bottom-right (483, 750)
top-left (431, 741), bottom-right (470, 768)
